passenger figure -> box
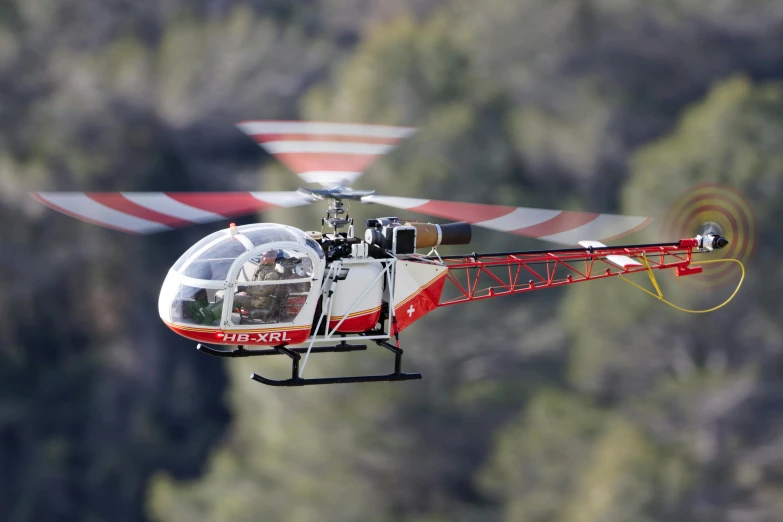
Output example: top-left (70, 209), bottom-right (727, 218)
top-left (183, 289), bottom-right (223, 326)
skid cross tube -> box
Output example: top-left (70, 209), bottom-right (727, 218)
top-left (434, 239), bottom-right (705, 307)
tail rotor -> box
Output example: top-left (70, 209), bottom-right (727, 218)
top-left (661, 183), bottom-right (756, 288)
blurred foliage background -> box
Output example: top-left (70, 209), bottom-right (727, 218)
top-left (3, 1), bottom-right (783, 521)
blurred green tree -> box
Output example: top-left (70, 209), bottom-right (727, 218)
top-left (4, 1), bottom-right (783, 521)
top-left (561, 76), bottom-right (783, 520)
top-left (480, 391), bottom-right (693, 522)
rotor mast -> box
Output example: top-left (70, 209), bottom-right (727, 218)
top-left (298, 186), bottom-right (375, 236)
top-left (325, 198), bottom-right (351, 232)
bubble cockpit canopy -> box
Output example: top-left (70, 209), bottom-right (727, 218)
top-left (159, 224), bottom-right (324, 330)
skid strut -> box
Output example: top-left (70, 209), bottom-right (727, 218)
top-left (197, 341), bottom-right (421, 387)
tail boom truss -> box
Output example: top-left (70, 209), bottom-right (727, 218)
top-left (431, 239), bottom-right (703, 307)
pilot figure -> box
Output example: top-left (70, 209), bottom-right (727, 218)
top-left (234, 249), bottom-right (286, 321)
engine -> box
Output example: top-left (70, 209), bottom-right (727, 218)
top-left (363, 217), bottom-right (472, 255)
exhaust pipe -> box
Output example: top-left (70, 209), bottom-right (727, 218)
top-left (405, 221), bottom-right (472, 249)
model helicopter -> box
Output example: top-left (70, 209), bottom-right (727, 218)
top-left (32, 121), bottom-right (740, 387)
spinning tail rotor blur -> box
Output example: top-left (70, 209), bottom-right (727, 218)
top-left (661, 183), bottom-right (757, 289)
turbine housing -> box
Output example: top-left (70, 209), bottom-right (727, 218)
top-left (364, 218), bottom-right (472, 254)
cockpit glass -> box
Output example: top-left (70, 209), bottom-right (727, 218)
top-left (181, 238), bottom-right (247, 280)
top-left (171, 230), bottom-right (228, 272)
top-left (170, 284), bottom-right (224, 327)
top-left (241, 226), bottom-right (299, 246)
top-left (163, 224), bottom-right (322, 329)
top-left (304, 237), bottom-right (325, 259)
top-left (230, 281), bottom-right (312, 325)
top-left (229, 246), bottom-right (314, 326)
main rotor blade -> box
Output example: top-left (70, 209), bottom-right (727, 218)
top-left (236, 121), bottom-right (417, 187)
top-left (363, 195), bottom-right (653, 245)
top-left (31, 191), bottom-right (316, 234)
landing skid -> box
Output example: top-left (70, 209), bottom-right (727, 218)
top-left (196, 340), bottom-right (422, 387)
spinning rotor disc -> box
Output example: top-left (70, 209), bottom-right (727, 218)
top-left (661, 183), bottom-right (756, 288)
top-left (30, 120), bottom-right (655, 243)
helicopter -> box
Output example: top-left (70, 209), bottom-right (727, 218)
top-left (32, 121), bottom-right (738, 387)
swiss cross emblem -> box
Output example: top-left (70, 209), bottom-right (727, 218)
top-left (407, 304), bottom-right (416, 317)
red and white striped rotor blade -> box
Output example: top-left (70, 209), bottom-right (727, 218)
top-left (236, 121), bottom-right (417, 187)
top-left (31, 191), bottom-right (316, 234)
top-left (363, 195), bottom-right (653, 244)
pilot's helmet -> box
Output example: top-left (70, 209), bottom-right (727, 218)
top-left (260, 249), bottom-right (279, 264)
top-left (253, 250), bottom-right (281, 280)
